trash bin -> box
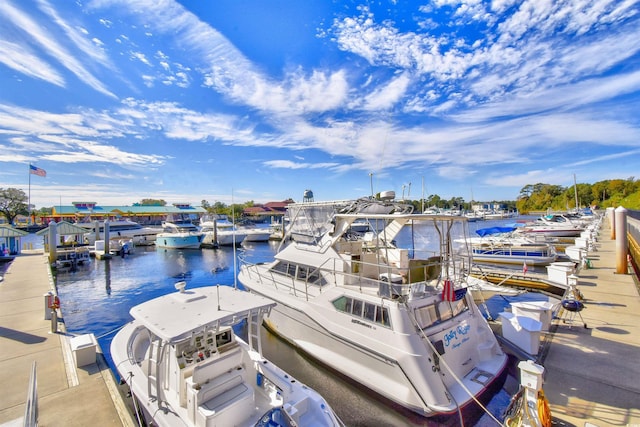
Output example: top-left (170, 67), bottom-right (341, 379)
top-left (510, 301), bottom-right (555, 331)
top-left (499, 312), bottom-right (542, 355)
top-left (70, 333), bottom-right (97, 367)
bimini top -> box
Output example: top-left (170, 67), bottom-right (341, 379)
top-left (475, 226), bottom-right (517, 237)
top-left (129, 284), bottom-right (275, 343)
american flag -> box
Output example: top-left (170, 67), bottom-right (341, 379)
top-left (441, 279), bottom-right (455, 302)
top-left (29, 165), bottom-right (46, 177)
top-left (523, 261), bottom-right (528, 275)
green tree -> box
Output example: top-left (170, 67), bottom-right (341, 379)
top-left (137, 199), bottom-right (167, 206)
top-left (0, 188), bottom-right (29, 225)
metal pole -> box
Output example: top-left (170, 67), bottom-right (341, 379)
top-left (50, 308), bottom-right (58, 333)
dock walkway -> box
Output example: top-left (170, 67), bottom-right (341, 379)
top-left (541, 221), bottom-right (640, 426)
top-left (0, 252), bottom-right (134, 427)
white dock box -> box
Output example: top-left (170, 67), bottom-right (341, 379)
top-left (510, 301), bottom-right (555, 331)
top-left (70, 333), bottom-right (97, 367)
top-left (546, 262), bottom-right (575, 286)
top-left (499, 312), bottom-right (542, 355)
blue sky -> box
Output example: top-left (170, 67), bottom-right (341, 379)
top-left (1, 0), bottom-right (639, 209)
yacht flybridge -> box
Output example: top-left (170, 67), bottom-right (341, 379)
top-left (111, 283), bottom-right (342, 427)
top-left (238, 194), bottom-right (508, 417)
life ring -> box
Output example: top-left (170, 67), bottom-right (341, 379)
top-left (48, 295), bottom-right (60, 310)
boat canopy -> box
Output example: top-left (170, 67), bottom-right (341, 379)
top-left (475, 226), bottom-right (517, 237)
top-left (129, 285), bottom-right (275, 343)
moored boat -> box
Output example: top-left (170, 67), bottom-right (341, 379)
top-left (199, 216), bottom-right (246, 247)
top-left (468, 227), bottom-right (558, 266)
top-left (516, 214), bottom-right (584, 237)
top-left (239, 225), bottom-right (272, 243)
top-left (156, 220), bottom-right (203, 249)
top-left (111, 283), bottom-right (343, 427)
top-left (238, 194), bottom-right (508, 418)
top-left (76, 219), bottom-right (159, 246)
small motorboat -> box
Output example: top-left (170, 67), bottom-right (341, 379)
top-left (111, 282), bottom-right (342, 427)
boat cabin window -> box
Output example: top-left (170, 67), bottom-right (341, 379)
top-left (413, 298), bottom-right (469, 329)
top-left (270, 261), bottom-right (327, 286)
top-left (332, 296), bottom-right (390, 327)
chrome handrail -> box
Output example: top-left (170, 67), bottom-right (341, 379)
top-left (23, 361), bottom-right (37, 427)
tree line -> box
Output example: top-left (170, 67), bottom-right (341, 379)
top-left (515, 177), bottom-right (640, 212)
top-left (2, 177), bottom-right (638, 224)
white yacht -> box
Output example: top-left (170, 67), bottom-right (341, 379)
top-left (516, 214), bottom-right (585, 237)
top-left (77, 219), bottom-right (159, 246)
top-left (238, 225), bottom-right (272, 243)
top-left (238, 195), bottom-right (508, 418)
top-left (156, 220), bottom-right (203, 249)
top-left (111, 283), bottom-right (342, 427)
top-left (200, 216), bottom-right (246, 247)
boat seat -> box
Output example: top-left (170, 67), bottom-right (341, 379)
top-left (191, 345), bottom-right (243, 386)
top-left (185, 346), bottom-right (246, 423)
top-left (195, 369), bottom-right (255, 427)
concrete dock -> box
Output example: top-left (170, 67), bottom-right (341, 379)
top-left (0, 252), bottom-right (135, 427)
top-left (539, 221), bottom-right (640, 427)
top-left (0, 219), bottom-right (639, 426)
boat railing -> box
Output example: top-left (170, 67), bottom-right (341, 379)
top-left (239, 253), bottom-right (471, 302)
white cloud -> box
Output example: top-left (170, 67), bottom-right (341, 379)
top-left (0, 0), bottom-right (116, 97)
top-left (0, 40), bottom-right (65, 85)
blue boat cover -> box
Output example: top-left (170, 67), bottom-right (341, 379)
top-left (475, 226), bottom-right (517, 237)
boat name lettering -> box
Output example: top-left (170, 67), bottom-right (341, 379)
top-left (452, 337), bottom-right (470, 349)
top-left (351, 319), bottom-right (372, 328)
top-left (444, 324), bottom-right (471, 347)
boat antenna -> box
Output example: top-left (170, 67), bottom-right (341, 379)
top-left (231, 190), bottom-right (238, 290)
top-left (216, 284), bottom-right (221, 311)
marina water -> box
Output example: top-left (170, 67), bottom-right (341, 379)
top-left (39, 217), bottom-right (545, 426)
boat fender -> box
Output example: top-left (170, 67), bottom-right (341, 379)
top-left (256, 372), bottom-right (263, 387)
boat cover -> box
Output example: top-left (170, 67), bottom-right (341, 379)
top-left (475, 226), bottom-right (517, 237)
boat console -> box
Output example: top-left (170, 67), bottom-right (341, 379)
top-left (176, 328), bottom-right (236, 369)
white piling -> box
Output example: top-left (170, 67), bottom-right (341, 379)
top-left (607, 207), bottom-right (616, 240)
top-left (48, 221), bottom-right (57, 265)
top-left (614, 206), bottom-right (628, 274)
top-left (104, 220), bottom-right (110, 255)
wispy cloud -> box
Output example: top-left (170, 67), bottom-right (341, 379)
top-left (0, 40), bottom-right (65, 85)
top-left (0, 0), bottom-right (116, 97)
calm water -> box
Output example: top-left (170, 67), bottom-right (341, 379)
top-left (41, 217), bottom-right (545, 426)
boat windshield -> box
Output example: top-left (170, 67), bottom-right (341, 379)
top-left (413, 298), bottom-right (469, 330)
